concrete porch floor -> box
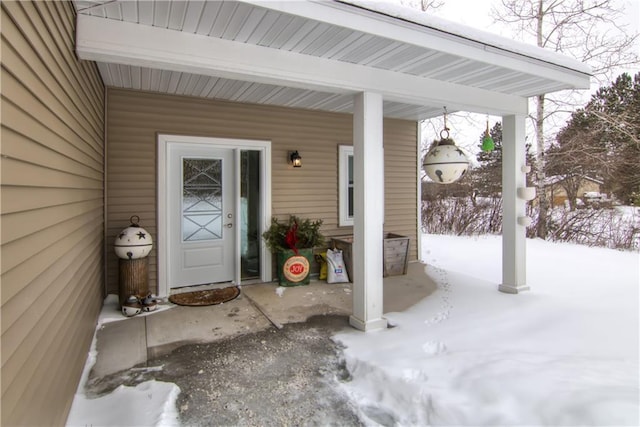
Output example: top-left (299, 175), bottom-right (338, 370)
top-left (90, 261), bottom-right (437, 381)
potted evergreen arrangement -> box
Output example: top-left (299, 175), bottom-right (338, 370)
top-left (262, 215), bottom-right (325, 286)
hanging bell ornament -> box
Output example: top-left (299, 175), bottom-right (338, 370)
top-left (423, 108), bottom-right (470, 184)
top-left (481, 119), bottom-right (495, 152)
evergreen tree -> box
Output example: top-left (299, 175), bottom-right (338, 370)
top-left (491, 0), bottom-right (639, 237)
top-left (546, 109), bottom-right (606, 210)
top-left (472, 122), bottom-right (503, 198)
top-left (551, 72), bottom-right (640, 205)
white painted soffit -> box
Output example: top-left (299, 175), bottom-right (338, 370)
top-left (76, 14), bottom-right (530, 116)
top-left (254, 0), bottom-right (591, 82)
top-left (330, 1), bottom-right (591, 77)
top-left (74, 0), bottom-right (591, 120)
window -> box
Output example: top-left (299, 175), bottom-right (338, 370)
top-left (339, 145), bottom-right (354, 226)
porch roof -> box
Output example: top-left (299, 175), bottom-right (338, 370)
top-left (74, 0), bottom-right (591, 120)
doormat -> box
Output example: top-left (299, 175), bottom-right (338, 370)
top-left (169, 286), bottom-right (241, 307)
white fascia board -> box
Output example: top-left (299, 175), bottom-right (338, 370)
top-left (243, 0), bottom-right (591, 90)
top-left (77, 15), bottom-right (528, 116)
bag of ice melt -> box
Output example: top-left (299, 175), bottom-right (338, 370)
top-left (326, 248), bottom-right (349, 283)
top-left (315, 252), bottom-right (328, 280)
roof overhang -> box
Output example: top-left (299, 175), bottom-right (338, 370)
top-left (74, 0), bottom-right (591, 120)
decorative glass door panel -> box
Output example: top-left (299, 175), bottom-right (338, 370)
top-left (182, 158), bottom-right (223, 242)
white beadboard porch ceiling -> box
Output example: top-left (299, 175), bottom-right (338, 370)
top-left (73, 0), bottom-right (591, 120)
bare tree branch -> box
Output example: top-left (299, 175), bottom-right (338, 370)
top-left (491, 0), bottom-right (639, 237)
top-left (399, 0), bottom-right (444, 12)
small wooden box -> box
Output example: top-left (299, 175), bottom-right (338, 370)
top-left (383, 233), bottom-right (410, 277)
top-left (332, 233), bottom-right (410, 280)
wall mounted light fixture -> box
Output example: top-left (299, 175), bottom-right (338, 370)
top-left (288, 151), bottom-right (302, 168)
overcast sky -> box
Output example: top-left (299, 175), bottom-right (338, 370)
top-left (437, 0), bottom-right (496, 31)
top-left (436, 0), bottom-right (640, 41)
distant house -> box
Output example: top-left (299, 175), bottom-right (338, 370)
top-left (544, 175), bottom-right (604, 207)
top-left (0, 0), bottom-right (590, 424)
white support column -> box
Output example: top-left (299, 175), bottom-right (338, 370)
top-left (417, 121), bottom-right (423, 262)
top-left (351, 92), bottom-right (388, 331)
top-left (500, 115), bottom-right (530, 294)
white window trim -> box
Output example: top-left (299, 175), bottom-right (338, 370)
top-left (339, 145), bottom-right (354, 227)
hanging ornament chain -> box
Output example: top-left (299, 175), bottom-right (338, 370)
top-left (440, 106), bottom-right (450, 140)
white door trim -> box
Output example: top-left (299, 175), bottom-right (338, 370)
top-left (157, 134), bottom-right (272, 297)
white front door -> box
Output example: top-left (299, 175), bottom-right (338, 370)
top-left (168, 144), bottom-right (235, 287)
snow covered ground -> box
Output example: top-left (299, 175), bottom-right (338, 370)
top-left (334, 234), bottom-right (639, 426)
top-left (66, 298), bottom-right (181, 427)
top-left (67, 234), bottom-right (639, 426)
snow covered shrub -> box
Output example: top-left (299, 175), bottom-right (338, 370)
top-left (423, 198), bottom-right (639, 251)
top-left (421, 197), bottom-right (502, 235)
top-left (528, 205), bottom-right (639, 250)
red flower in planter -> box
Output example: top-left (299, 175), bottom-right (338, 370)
top-left (262, 215), bottom-right (324, 254)
top-left (285, 221), bottom-right (299, 255)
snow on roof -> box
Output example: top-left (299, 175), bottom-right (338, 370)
top-left (339, 0), bottom-right (592, 75)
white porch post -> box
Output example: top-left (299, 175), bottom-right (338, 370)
top-left (500, 115), bottom-right (530, 293)
top-left (350, 92), bottom-right (388, 331)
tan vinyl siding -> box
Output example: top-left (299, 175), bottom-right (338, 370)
top-left (1, 1), bottom-right (105, 425)
top-left (384, 120), bottom-right (420, 247)
top-left (106, 88), bottom-right (417, 293)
